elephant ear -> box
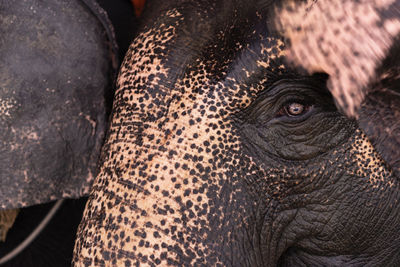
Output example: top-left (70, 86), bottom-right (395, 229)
top-left (274, 0), bottom-right (400, 176)
top-left (0, 0), bottom-right (118, 209)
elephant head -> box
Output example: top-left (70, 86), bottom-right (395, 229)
top-left (73, 0), bottom-right (400, 266)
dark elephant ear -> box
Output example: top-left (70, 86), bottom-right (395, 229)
top-left (0, 0), bottom-right (118, 209)
top-left (274, 0), bottom-right (400, 176)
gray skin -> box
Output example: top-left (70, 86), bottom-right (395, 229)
top-left (0, 0), bottom-right (117, 209)
top-left (73, 0), bottom-right (400, 266)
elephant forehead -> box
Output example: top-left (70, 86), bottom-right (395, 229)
top-left (114, 9), bottom-right (287, 118)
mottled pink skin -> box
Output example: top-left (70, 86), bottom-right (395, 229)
top-left (276, 0), bottom-right (400, 117)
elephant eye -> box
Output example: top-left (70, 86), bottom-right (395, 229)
top-left (278, 101), bottom-right (313, 117)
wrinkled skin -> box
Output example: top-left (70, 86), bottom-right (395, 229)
top-left (73, 0), bottom-right (400, 266)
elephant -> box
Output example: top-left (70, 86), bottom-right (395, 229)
top-left (0, 0), bottom-right (137, 265)
top-left (73, 0), bottom-right (400, 266)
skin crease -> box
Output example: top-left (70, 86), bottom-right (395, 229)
top-left (73, 1), bottom-right (400, 266)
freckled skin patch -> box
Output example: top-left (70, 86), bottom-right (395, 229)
top-left (351, 131), bottom-right (393, 187)
top-left (0, 97), bottom-right (18, 120)
top-left (74, 1), bottom-right (400, 266)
